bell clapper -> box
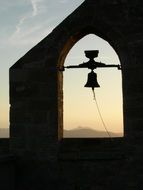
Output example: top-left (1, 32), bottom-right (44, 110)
top-left (92, 87), bottom-right (96, 100)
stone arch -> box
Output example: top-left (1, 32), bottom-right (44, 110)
top-left (57, 24), bottom-right (132, 140)
top-left (9, 1), bottom-right (143, 189)
top-left (10, 1), bottom-right (139, 160)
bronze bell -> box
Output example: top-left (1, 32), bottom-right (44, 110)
top-left (84, 70), bottom-right (100, 89)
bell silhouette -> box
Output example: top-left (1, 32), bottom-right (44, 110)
top-left (84, 71), bottom-right (100, 89)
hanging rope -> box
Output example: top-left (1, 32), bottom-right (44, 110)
top-left (92, 88), bottom-right (111, 138)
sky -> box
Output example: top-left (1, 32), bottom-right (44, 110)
top-left (0, 0), bottom-right (123, 137)
top-left (64, 34), bottom-right (123, 136)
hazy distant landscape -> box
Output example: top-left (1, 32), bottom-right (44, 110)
top-left (0, 127), bottom-right (123, 138)
top-left (0, 128), bottom-right (9, 138)
top-left (64, 126), bottom-right (123, 138)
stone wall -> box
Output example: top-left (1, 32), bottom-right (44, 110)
top-left (0, 139), bottom-right (15, 190)
top-left (8, 0), bottom-right (143, 189)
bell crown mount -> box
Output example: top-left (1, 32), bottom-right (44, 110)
top-left (62, 50), bottom-right (121, 71)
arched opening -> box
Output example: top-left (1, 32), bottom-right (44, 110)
top-left (63, 34), bottom-right (123, 138)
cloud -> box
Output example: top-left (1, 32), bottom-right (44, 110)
top-left (15, 16), bottom-right (27, 34)
top-left (59, 0), bottom-right (69, 3)
top-left (14, 0), bottom-right (45, 30)
top-left (9, 0), bottom-right (47, 46)
top-left (30, 0), bottom-right (48, 16)
top-left (15, 0), bottom-right (42, 33)
top-left (9, 23), bottom-right (53, 46)
top-left (8, 0), bottom-right (84, 47)
top-left (30, 0), bottom-right (41, 16)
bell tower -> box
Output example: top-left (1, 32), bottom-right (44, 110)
top-left (10, 0), bottom-right (143, 189)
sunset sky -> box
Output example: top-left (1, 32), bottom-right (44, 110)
top-left (0, 0), bottom-right (123, 137)
top-left (64, 34), bottom-right (123, 135)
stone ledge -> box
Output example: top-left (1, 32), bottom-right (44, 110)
top-left (58, 151), bottom-right (126, 161)
top-left (0, 154), bottom-right (16, 163)
top-left (59, 138), bottom-right (126, 161)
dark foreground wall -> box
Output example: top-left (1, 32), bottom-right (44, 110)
top-left (0, 139), bottom-right (15, 190)
top-left (8, 0), bottom-right (143, 189)
top-left (11, 138), bottom-right (143, 190)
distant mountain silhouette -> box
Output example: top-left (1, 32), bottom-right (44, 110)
top-left (0, 127), bottom-right (123, 138)
top-left (0, 128), bottom-right (9, 138)
top-left (64, 126), bottom-right (123, 138)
